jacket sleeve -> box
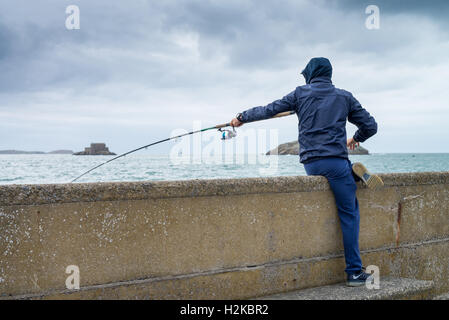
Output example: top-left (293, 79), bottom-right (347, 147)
top-left (348, 95), bottom-right (378, 143)
top-left (240, 90), bottom-right (296, 123)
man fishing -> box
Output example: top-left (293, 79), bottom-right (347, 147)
top-left (230, 57), bottom-right (383, 286)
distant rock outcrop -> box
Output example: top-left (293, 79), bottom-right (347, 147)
top-left (0, 150), bottom-right (45, 155)
top-left (0, 150), bottom-right (73, 155)
top-left (73, 143), bottom-right (116, 155)
top-left (266, 140), bottom-right (369, 155)
top-left (47, 150), bottom-right (74, 154)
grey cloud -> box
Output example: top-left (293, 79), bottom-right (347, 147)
top-left (333, 0), bottom-right (449, 17)
top-left (0, 0), bottom-right (448, 152)
top-left (1, 0), bottom-right (448, 95)
top-left (160, 0), bottom-right (449, 71)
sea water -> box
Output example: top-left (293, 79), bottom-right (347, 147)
top-left (1, 153), bottom-right (449, 185)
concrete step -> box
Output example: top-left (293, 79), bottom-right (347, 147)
top-left (256, 278), bottom-right (434, 300)
top-left (433, 292), bottom-right (449, 300)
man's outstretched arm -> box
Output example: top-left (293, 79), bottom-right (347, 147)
top-left (230, 90), bottom-right (296, 127)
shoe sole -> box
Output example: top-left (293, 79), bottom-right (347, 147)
top-left (352, 162), bottom-right (384, 189)
top-left (346, 274), bottom-right (375, 287)
top-left (346, 281), bottom-right (366, 287)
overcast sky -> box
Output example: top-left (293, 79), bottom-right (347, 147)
top-left (1, 0), bottom-right (448, 154)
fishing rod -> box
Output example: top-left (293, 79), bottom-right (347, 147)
top-left (70, 110), bottom-right (295, 183)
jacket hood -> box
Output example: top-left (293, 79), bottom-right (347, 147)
top-left (301, 57), bottom-right (333, 84)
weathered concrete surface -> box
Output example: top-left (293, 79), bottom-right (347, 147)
top-left (5, 240), bottom-right (448, 300)
top-left (1, 172), bottom-right (448, 299)
top-left (433, 292), bottom-right (449, 300)
top-left (256, 277), bottom-right (434, 300)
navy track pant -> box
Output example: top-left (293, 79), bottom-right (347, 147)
top-left (304, 157), bottom-right (363, 275)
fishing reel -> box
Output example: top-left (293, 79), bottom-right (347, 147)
top-left (218, 127), bottom-right (237, 140)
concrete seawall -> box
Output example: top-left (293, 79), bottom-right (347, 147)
top-left (1, 172), bottom-right (448, 299)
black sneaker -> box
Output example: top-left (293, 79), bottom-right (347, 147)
top-left (346, 269), bottom-right (374, 287)
top-left (352, 162), bottom-right (384, 189)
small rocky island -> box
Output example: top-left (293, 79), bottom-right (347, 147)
top-left (0, 150), bottom-right (73, 154)
top-left (73, 143), bottom-right (116, 155)
top-left (266, 140), bottom-right (369, 155)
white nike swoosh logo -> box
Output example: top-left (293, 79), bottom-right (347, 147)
top-left (353, 274), bottom-right (363, 279)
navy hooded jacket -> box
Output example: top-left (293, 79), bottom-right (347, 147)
top-left (240, 57), bottom-right (378, 163)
